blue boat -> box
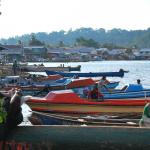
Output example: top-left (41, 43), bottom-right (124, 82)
top-left (68, 83), bottom-right (150, 101)
top-left (45, 69), bottom-right (128, 77)
top-left (103, 84), bottom-right (150, 99)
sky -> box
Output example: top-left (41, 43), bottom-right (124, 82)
top-left (0, 0), bottom-right (150, 38)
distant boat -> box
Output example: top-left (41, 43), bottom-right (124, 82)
top-left (45, 69), bottom-right (128, 77)
top-left (20, 65), bottom-right (81, 72)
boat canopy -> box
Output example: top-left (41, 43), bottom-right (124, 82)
top-left (125, 84), bottom-right (144, 92)
top-left (67, 78), bottom-right (95, 88)
top-left (44, 90), bottom-right (84, 103)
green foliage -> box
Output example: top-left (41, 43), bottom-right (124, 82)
top-left (17, 40), bottom-right (22, 45)
top-left (76, 37), bottom-right (99, 48)
top-left (101, 43), bottom-right (125, 50)
top-left (1, 28), bottom-right (150, 48)
top-left (29, 34), bottom-right (44, 46)
top-left (58, 41), bottom-right (65, 47)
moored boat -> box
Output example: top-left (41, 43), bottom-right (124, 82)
top-left (45, 69), bottom-right (128, 77)
top-left (29, 110), bottom-right (140, 126)
top-left (26, 90), bottom-right (150, 114)
top-left (20, 65), bottom-right (81, 72)
top-left (71, 83), bottom-right (150, 100)
top-left (2, 74), bottom-right (119, 95)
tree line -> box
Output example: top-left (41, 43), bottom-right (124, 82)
top-left (1, 27), bottom-right (150, 49)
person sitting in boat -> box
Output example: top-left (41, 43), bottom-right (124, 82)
top-left (98, 76), bottom-right (110, 92)
top-left (89, 84), bottom-right (104, 101)
top-left (99, 76), bottom-right (110, 86)
top-left (139, 103), bottom-right (150, 127)
top-left (137, 79), bottom-right (141, 84)
top-left (83, 87), bottom-right (90, 98)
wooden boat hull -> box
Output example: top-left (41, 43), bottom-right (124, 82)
top-left (26, 90), bottom-right (150, 114)
top-left (29, 111), bottom-right (140, 126)
top-left (45, 69), bottom-right (127, 77)
top-left (27, 101), bottom-right (146, 114)
top-left (1, 125), bottom-right (150, 150)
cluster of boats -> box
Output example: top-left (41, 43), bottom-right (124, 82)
top-left (1, 68), bottom-right (150, 149)
top-left (0, 69), bottom-right (150, 122)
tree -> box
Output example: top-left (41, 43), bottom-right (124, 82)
top-left (58, 41), bottom-right (65, 47)
top-left (17, 40), bottom-right (23, 45)
top-left (29, 34), bottom-right (44, 46)
top-left (1, 27), bottom-right (150, 48)
top-left (75, 37), bottom-right (99, 48)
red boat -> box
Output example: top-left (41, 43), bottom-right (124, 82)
top-left (26, 90), bottom-right (150, 114)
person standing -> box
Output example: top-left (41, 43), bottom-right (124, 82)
top-left (12, 59), bottom-right (18, 75)
top-left (0, 89), bottom-right (23, 139)
top-left (5, 90), bottom-right (23, 132)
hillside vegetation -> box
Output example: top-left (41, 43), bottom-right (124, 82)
top-left (1, 27), bottom-right (150, 48)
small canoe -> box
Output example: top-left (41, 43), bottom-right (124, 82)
top-left (45, 69), bottom-right (128, 77)
top-left (29, 111), bottom-right (140, 126)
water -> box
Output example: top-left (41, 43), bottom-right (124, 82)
top-left (29, 60), bottom-right (150, 87)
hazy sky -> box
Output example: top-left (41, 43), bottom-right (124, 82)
top-left (0, 0), bottom-right (150, 38)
